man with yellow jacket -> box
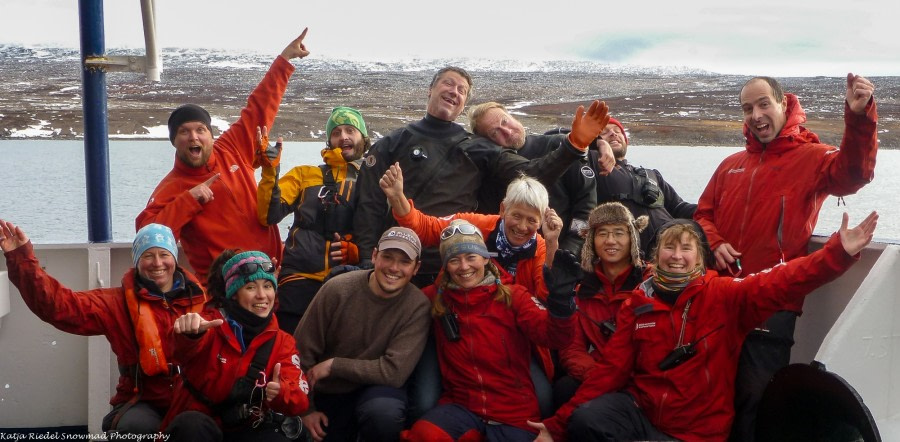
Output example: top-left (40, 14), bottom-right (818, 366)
top-left (257, 107), bottom-right (369, 333)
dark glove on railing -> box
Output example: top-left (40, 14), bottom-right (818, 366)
top-left (325, 265), bottom-right (360, 282)
top-left (543, 249), bottom-right (583, 318)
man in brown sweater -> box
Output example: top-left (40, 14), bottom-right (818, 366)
top-left (294, 227), bottom-right (431, 442)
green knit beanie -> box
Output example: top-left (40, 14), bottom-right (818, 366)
top-left (223, 251), bottom-right (277, 299)
top-left (325, 106), bottom-right (368, 141)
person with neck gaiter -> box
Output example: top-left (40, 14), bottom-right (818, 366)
top-left (531, 211), bottom-right (878, 442)
top-left (162, 251), bottom-right (310, 441)
top-left (0, 220), bottom-right (210, 435)
top-left (403, 219), bottom-right (576, 441)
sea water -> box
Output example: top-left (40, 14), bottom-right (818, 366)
top-left (0, 140), bottom-right (897, 244)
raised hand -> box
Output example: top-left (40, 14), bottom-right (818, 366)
top-left (840, 211), bottom-right (878, 256)
top-left (568, 100), bottom-right (610, 151)
top-left (542, 208), bottom-right (563, 244)
top-left (281, 28), bottom-right (310, 60)
top-left (379, 162), bottom-right (412, 216)
top-left (173, 312), bottom-right (224, 335)
top-left (0, 219), bottom-right (29, 253)
top-left (189, 173), bottom-right (220, 204)
top-left (257, 125), bottom-right (282, 168)
top-left (846, 73), bottom-right (875, 115)
top-left (329, 232), bottom-right (359, 266)
top-left (265, 363), bottom-right (281, 402)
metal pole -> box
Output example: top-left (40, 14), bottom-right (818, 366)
top-left (78, 0), bottom-right (112, 242)
top-left (140, 0), bottom-right (162, 82)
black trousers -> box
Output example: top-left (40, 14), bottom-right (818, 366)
top-left (568, 391), bottom-right (676, 442)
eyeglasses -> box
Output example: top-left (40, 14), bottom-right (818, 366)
top-left (232, 261), bottom-right (276, 277)
top-left (440, 223), bottom-right (482, 241)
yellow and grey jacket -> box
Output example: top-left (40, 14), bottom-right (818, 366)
top-left (257, 147), bottom-right (360, 282)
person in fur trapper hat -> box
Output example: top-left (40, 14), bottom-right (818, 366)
top-left (552, 202), bottom-right (649, 409)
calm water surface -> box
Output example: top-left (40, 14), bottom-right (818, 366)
top-left (0, 140), bottom-right (896, 243)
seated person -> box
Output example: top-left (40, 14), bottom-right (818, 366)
top-left (0, 220), bottom-right (210, 434)
top-left (294, 227), bottom-right (431, 442)
top-left (531, 211), bottom-right (878, 442)
top-left (553, 202), bottom-right (649, 409)
top-left (404, 220), bottom-right (578, 441)
top-left (162, 251), bottom-right (310, 441)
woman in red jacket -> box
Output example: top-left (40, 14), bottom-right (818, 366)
top-left (0, 220), bottom-right (210, 435)
top-left (553, 202), bottom-right (649, 408)
top-left (532, 212), bottom-right (877, 442)
top-left (404, 220), bottom-right (577, 441)
top-left (162, 250), bottom-right (310, 441)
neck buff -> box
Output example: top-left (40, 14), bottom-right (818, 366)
top-left (652, 266), bottom-right (704, 305)
top-left (495, 219), bottom-right (536, 273)
top-left (223, 299), bottom-right (272, 353)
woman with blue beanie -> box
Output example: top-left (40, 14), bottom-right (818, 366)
top-left (162, 250), bottom-right (310, 441)
top-left (0, 220), bottom-right (210, 435)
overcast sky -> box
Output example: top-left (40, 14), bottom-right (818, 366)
top-left (2, 0), bottom-right (898, 76)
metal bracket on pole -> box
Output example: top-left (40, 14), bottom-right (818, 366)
top-left (84, 55), bottom-right (149, 74)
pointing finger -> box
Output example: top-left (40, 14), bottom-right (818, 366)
top-left (203, 173), bottom-right (220, 187)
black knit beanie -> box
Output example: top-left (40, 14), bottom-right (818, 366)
top-left (167, 104), bottom-right (212, 144)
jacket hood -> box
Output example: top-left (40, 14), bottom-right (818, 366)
top-left (743, 93), bottom-right (820, 154)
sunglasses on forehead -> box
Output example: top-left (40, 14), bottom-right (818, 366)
top-left (440, 223), bottom-right (482, 241)
top-left (230, 261), bottom-right (276, 277)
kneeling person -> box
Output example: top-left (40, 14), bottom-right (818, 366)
top-left (294, 227), bottom-right (431, 442)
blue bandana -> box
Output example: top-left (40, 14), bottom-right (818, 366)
top-left (495, 220), bottom-right (537, 276)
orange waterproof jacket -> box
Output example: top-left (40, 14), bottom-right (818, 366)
top-left (161, 310), bottom-right (310, 429)
top-left (544, 234), bottom-right (856, 442)
top-left (394, 200), bottom-right (548, 299)
top-left (423, 282), bottom-right (573, 432)
top-left (694, 94), bottom-right (877, 312)
top-left (4, 242), bottom-right (210, 410)
top-left (136, 56), bottom-right (295, 281)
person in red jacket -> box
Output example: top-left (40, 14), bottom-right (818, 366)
top-left (694, 73), bottom-right (878, 441)
top-left (531, 212), bottom-right (877, 442)
top-left (162, 250), bottom-right (310, 441)
top-left (135, 29), bottom-right (311, 282)
top-left (403, 219), bottom-right (577, 441)
top-left (553, 202), bottom-right (649, 409)
top-left (0, 220), bottom-right (210, 435)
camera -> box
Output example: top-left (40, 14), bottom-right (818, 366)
top-left (658, 344), bottom-right (697, 371)
top-left (439, 312), bottom-right (461, 342)
top-left (635, 168), bottom-right (661, 206)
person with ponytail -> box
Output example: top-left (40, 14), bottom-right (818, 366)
top-left (531, 212), bottom-right (878, 442)
top-left (162, 250), bottom-right (310, 441)
top-left (403, 219), bottom-right (577, 441)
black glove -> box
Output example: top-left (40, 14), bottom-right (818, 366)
top-left (357, 258), bottom-right (374, 270)
top-left (543, 249), bottom-right (583, 318)
top-left (325, 264), bottom-right (360, 282)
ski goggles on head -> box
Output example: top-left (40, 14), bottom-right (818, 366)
top-left (440, 223), bottom-right (483, 241)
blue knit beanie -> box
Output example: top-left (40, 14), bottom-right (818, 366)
top-left (132, 224), bottom-right (178, 267)
top-left (223, 251), bottom-right (278, 299)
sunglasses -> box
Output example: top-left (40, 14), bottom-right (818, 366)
top-left (440, 223), bottom-right (482, 241)
top-left (230, 261), bottom-right (276, 278)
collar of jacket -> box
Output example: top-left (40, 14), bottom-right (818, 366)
top-left (636, 271), bottom-right (716, 312)
top-left (578, 264), bottom-right (641, 301)
top-left (743, 93), bottom-right (821, 154)
top-left (442, 283), bottom-right (498, 309)
top-left (320, 147), bottom-right (350, 168)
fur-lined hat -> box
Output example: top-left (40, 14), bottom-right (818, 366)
top-left (581, 202), bottom-right (648, 271)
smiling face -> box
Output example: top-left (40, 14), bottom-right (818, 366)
top-left (477, 107), bottom-right (526, 149)
top-left (499, 202), bottom-right (542, 247)
top-left (329, 125), bottom-right (366, 161)
top-left (599, 124), bottom-right (627, 160)
top-left (173, 121), bottom-right (214, 168)
top-left (137, 247), bottom-right (177, 292)
top-left (593, 223), bottom-right (631, 267)
top-left (369, 248), bottom-right (420, 298)
top-left (235, 279), bottom-right (276, 318)
top-left (446, 253), bottom-right (489, 289)
top-left (426, 70), bottom-right (470, 122)
top-left (657, 231), bottom-right (699, 273)
top-left (740, 79), bottom-right (788, 144)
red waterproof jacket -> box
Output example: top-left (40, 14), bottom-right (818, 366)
top-left (544, 234), bottom-right (857, 441)
top-left (695, 94), bottom-right (877, 312)
top-left (396, 200), bottom-right (548, 299)
top-left (559, 264), bottom-right (643, 381)
top-left (4, 242), bottom-right (210, 410)
top-left (423, 282), bottom-right (572, 432)
top-left (136, 56), bottom-right (295, 281)
top-left (161, 310), bottom-right (309, 429)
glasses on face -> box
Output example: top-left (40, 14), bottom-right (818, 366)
top-left (596, 230), bottom-right (628, 240)
top-left (440, 223), bottom-right (482, 241)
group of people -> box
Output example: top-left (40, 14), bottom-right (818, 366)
top-left (0, 28), bottom-right (882, 442)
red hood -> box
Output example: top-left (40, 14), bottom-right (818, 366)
top-left (743, 93), bottom-right (820, 154)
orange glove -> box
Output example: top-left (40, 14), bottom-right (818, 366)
top-left (329, 234), bottom-right (360, 266)
top-left (257, 128), bottom-right (282, 168)
top-left (567, 100), bottom-right (610, 151)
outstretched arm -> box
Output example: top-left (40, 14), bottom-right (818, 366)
top-left (821, 73), bottom-right (878, 196)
